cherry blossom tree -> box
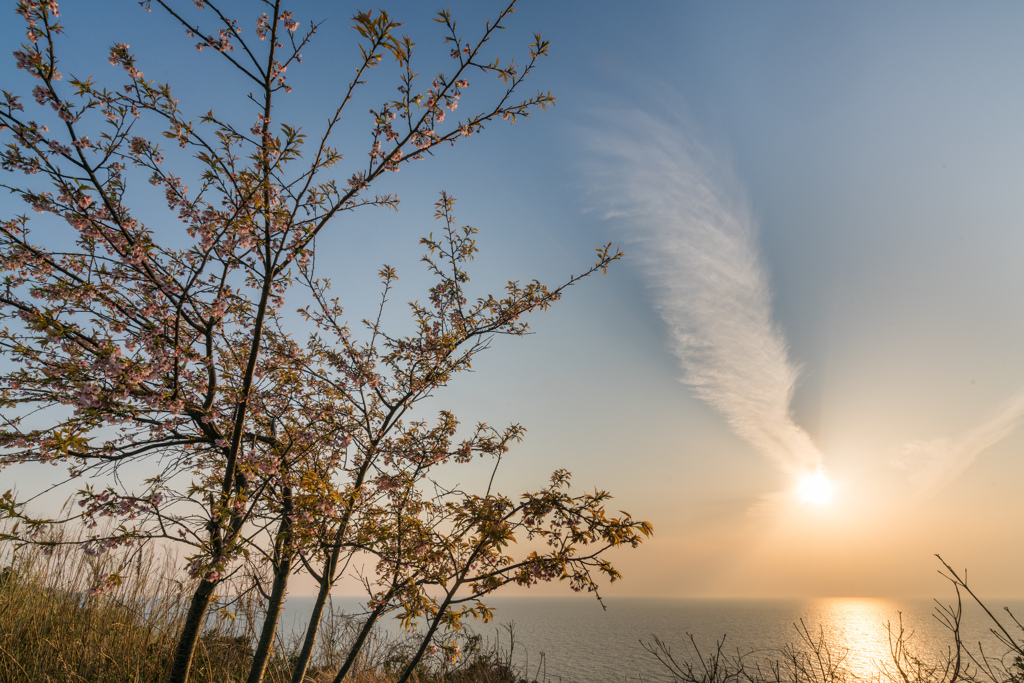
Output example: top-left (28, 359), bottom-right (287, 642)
top-left (0, 2), bottom-right (652, 682)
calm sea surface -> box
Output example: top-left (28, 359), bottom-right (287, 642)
top-left (280, 596), bottom-right (1024, 683)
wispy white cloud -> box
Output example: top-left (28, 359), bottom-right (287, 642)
top-left (587, 110), bottom-right (821, 476)
top-left (586, 108), bottom-right (1024, 498)
top-left (893, 389), bottom-right (1024, 497)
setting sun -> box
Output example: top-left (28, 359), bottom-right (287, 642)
top-left (796, 470), bottom-right (834, 505)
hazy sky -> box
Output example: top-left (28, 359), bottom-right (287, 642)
top-left (5, 1), bottom-right (1024, 599)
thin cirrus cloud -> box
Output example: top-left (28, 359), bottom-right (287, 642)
top-left (893, 389), bottom-right (1024, 498)
top-left (586, 109), bottom-right (822, 479)
top-left (586, 108), bottom-right (1024, 498)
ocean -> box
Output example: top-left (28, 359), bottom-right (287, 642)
top-left (275, 594), bottom-right (1024, 682)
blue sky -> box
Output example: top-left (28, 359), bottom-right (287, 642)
top-left (415, 0), bottom-right (1024, 598)
top-left (5, 0), bottom-right (1024, 598)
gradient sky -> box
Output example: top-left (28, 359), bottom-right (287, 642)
top-left (5, 1), bottom-right (1024, 599)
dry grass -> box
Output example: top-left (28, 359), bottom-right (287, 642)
top-left (0, 539), bottom-right (531, 683)
top-left (0, 538), bottom-right (190, 682)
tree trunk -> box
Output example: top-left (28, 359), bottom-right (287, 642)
top-left (395, 542), bottom-right (487, 683)
top-left (330, 605), bottom-right (387, 683)
top-left (288, 554), bottom-right (335, 683)
top-left (168, 577), bottom-right (218, 683)
top-left (394, 589), bottom-right (458, 683)
top-left (246, 520), bottom-right (292, 683)
top-left (247, 476), bottom-right (293, 683)
top-left (293, 452), bottom-right (378, 682)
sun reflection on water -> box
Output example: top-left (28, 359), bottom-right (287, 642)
top-left (810, 598), bottom-right (907, 679)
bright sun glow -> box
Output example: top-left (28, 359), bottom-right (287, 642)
top-left (796, 470), bottom-right (834, 505)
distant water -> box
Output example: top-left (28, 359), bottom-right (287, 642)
top-left (278, 595), bottom-right (1024, 683)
